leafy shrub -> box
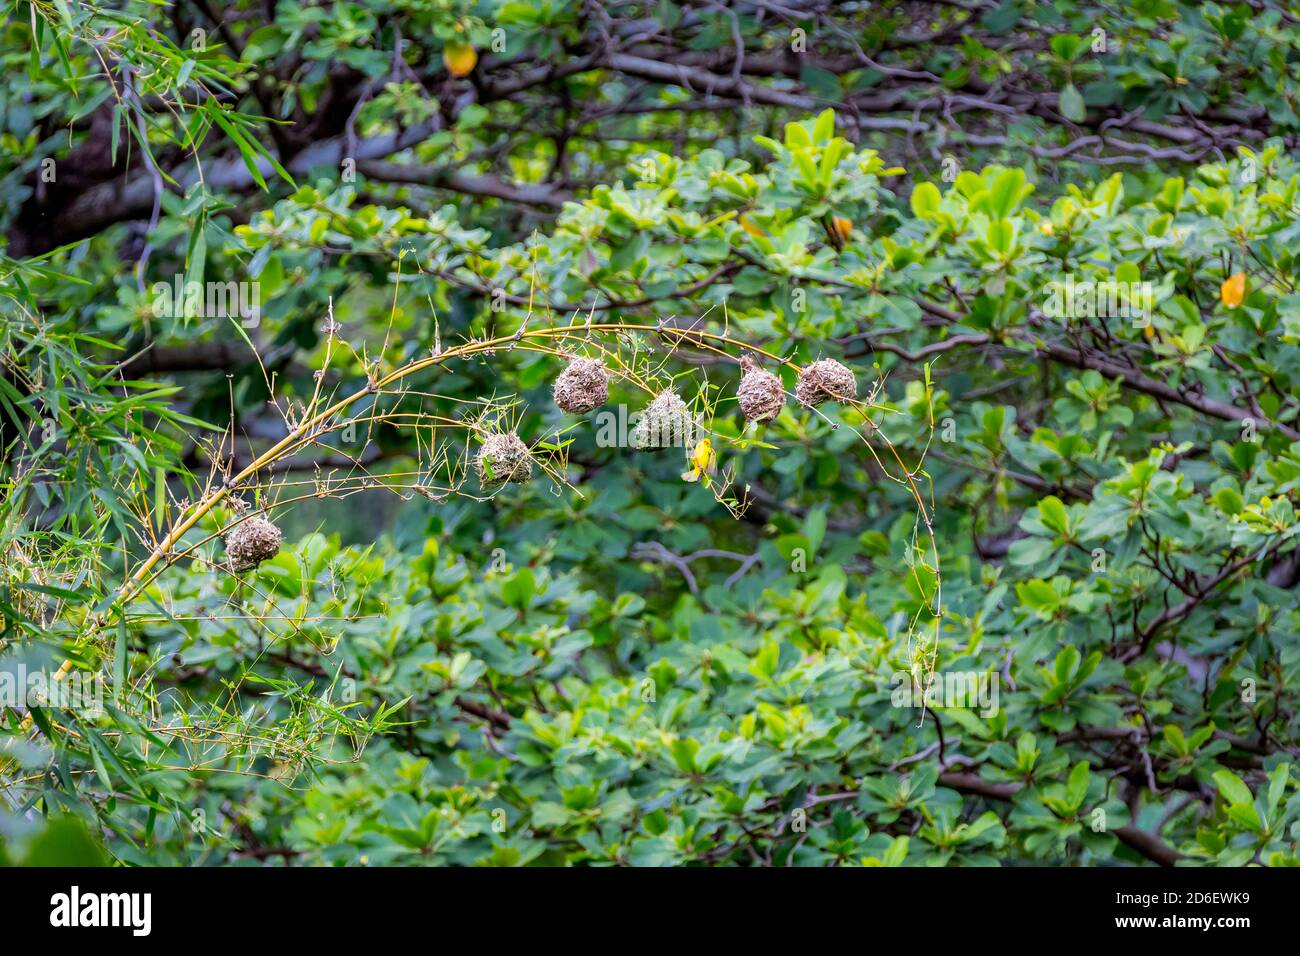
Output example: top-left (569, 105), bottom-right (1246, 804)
top-left (3, 2), bottom-right (1299, 867)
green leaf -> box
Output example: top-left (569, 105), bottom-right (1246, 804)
top-left (911, 182), bottom-right (941, 219)
top-left (1059, 84), bottom-right (1086, 122)
top-left (670, 737), bottom-right (700, 773)
top-left (1213, 769), bottom-right (1254, 808)
top-left (812, 108), bottom-right (836, 144)
top-left (501, 567), bottom-right (536, 610)
top-left (1065, 761), bottom-right (1090, 807)
top-left (1038, 496), bottom-right (1070, 535)
top-left (1213, 487), bottom-right (1243, 515)
top-left (1054, 645), bottom-right (1081, 684)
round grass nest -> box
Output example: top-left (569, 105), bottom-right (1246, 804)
top-left (225, 516), bottom-right (282, 572)
top-left (736, 357), bottom-right (785, 423)
top-left (795, 358), bottom-right (857, 408)
top-left (553, 357), bottom-right (610, 414)
top-left (633, 391), bottom-right (701, 449)
top-left (475, 432), bottom-right (533, 486)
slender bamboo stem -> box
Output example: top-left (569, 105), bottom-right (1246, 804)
top-left (29, 320), bottom-right (942, 724)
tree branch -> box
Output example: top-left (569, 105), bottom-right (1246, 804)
top-left (356, 160), bottom-right (569, 208)
top-left (938, 772), bottom-right (1187, 866)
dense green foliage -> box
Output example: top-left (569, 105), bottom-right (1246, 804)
top-left (2, 1), bottom-right (1299, 867)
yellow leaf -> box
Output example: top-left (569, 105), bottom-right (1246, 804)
top-left (1221, 271), bottom-right (1246, 309)
top-left (739, 215), bottom-right (765, 239)
top-left (443, 43), bottom-right (477, 78)
top-left (830, 215), bottom-right (853, 243)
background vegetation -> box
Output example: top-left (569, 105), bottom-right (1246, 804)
top-left (2, 0), bottom-right (1299, 866)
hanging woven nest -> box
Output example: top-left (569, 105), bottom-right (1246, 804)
top-left (225, 516), bottom-right (282, 572)
top-left (795, 358), bottom-right (857, 408)
top-left (475, 432), bottom-right (534, 486)
top-left (736, 357), bottom-right (785, 423)
top-left (633, 391), bottom-right (700, 449)
top-left (553, 357), bottom-right (610, 414)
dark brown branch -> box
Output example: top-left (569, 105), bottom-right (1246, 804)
top-left (938, 772), bottom-right (1186, 866)
top-left (356, 160), bottom-right (570, 208)
top-left (1027, 335), bottom-right (1300, 441)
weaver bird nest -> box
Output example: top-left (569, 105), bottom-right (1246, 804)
top-left (633, 391), bottom-right (701, 449)
top-left (225, 516), bottom-right (283, 572)
top-left (553, 357), bottom-right (610, 414)
top-left (736, 357), bottom-right (785, 423)
top-left (796, 358), bottom-right (857, 407)
top-left (476, 432), bottom-right (534, 486)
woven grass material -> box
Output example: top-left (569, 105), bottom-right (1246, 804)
top-left (795, 358), bottom-right (857, 407)
top-left (553, 357), bottom-right (610, 414)
top-left (736, 356), bottom-right (785, 422)
top-left (475, 432), bottom-right (534, 486)
top-left (632, 391), bottom-right (701, 449)
top-left (225, 517), bottom-right (283, 572)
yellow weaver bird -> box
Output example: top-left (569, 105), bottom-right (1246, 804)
top-left (682, 438), bottom-right (717, 484)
